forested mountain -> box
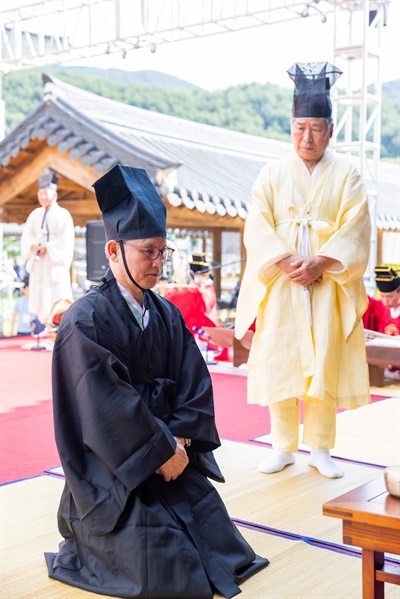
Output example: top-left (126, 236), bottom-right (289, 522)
top-left (59, 66), bottom-right (200, 89)
top-left (2, 66), bottom-right (399, 160)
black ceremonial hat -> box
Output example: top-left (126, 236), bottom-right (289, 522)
top-left (92, 165), bottom-right (167, 242)
top-left (374, 266), bottom-right (400, 293)
top-left (189, 254), bottom-right (210, 274)
top-left (287, 61), bottom-right (342, 118)
top-left (38, 168), bottom-right (59, 190)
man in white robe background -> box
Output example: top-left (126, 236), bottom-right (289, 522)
top-left (20, 169), bottom-right (75, 324)
top-left (235, 62), bottom-right (371, 479)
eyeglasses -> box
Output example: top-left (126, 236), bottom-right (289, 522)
top-left (123, 242), bottom-right (174, 261)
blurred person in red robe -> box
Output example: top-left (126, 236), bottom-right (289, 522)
top-left (363, 266), bottom-right (400, 380)
top-left (363, 266), bottom-right (400, 336)
top-left (188, 255), bottom-right (220, 326)
top-left (164, 255), bottom-right (230, 360)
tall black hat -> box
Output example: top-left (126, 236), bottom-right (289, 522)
top-left (38, 168), bottom-right (59, 190)
top-left (287, 61), bottom-right (342, 118)
top-left (374, 266), bottom-right (400, 293)
top-left (92, 165), bottom-right (166, 242)
top-left (189, 254), bottom-right (210, 274)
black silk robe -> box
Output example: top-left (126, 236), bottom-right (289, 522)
top-left (45, 272), bottom-right (268, 598)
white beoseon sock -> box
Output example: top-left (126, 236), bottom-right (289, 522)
top-left (309, 449), bottom-right (344, 478)
top-left (258, 450), bottom-right (295, 474)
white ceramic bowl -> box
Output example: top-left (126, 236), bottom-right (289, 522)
top-left (384, 465), bottom-right (400, 498)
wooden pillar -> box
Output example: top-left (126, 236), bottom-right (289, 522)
top-left (239, 225), bottom-right (246, 282)
top-left (377, 229), bottom-right (383, 265)
top-left (212, 228), bottom-right (222, 298)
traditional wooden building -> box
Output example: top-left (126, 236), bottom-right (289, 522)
top-left (0, 74), bottom-right (290, 293)
top-left (0, 74), bottom-right (399, 294)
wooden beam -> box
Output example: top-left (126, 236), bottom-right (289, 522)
top-left (0, 142), bottom-right (53, 205)
top-left (50, 153), bottom-right (100, 190)
top-left (165, 204), bottom-right (244, 230)
top-left (72, 215), bottom-right (103, 227)
top-left (0, 205), bottom-right (33, 224)
top-left (0, 145), bottom-right (100, 207)
top-left (57, 199), bottom-right (100, 216)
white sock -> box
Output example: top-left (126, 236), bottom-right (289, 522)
top-left (258, 450), bottom-right (295, 474)
top-left (309, 449), bottom-right (344, 478)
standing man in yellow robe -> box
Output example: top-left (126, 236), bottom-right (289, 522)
top-left (235, 62), bottom-right (371, 479)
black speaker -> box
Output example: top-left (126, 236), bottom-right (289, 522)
top-left (86, 221), bottom-right (108, 281)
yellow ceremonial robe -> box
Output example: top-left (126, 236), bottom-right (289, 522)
top-left (235, 149), bottom-right (371, 409)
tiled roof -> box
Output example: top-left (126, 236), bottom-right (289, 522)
top-left (0, 74), bottom-right (398, 227)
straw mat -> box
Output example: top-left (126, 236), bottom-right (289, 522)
top-left (2, 441), bottom-right (399, 599)
top-left (214, 440), bottom-right (389, 547)
top-left (253, 395), bottom-right (400, 467)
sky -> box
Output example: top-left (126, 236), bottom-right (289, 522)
top-left (65, 0), bottom-right (400, 91)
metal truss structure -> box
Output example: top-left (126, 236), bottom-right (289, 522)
top-left (0, 0), bottom-right (338, 70)
top-left (0, 0), bottom-right (392, 276)
top-left (331, 0), bottom-right (389, 287)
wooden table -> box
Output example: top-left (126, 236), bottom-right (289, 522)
top-left (366, 344), bottom-right (400, 371)
top-left (323, 478), bottom-right (400, 599)
top-left (366, 343), bottom-right (400, 387)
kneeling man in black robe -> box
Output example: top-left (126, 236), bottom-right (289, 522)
top-left (45, 165), bottom-right (269, 598)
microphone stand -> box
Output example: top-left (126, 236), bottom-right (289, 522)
top-left (30, 318), bottom-right (47, 351)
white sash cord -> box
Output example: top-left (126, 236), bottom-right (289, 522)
top-left (275, 216), bottom-right (334, 327)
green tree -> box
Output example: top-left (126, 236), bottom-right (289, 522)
top-left (2, 67), bottom-right (399, 160)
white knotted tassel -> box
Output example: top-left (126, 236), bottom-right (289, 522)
top-left (298, 217), bottom-right (312, 326)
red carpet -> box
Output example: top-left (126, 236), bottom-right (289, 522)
top-left (0, 400), bottom-right (59, 484)
top-left (211, 373), bottom-right (270, 442)
top-left (0, 336), bottom-right (389, 484)
top-left (0, 336), bottom-right (57, 484)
